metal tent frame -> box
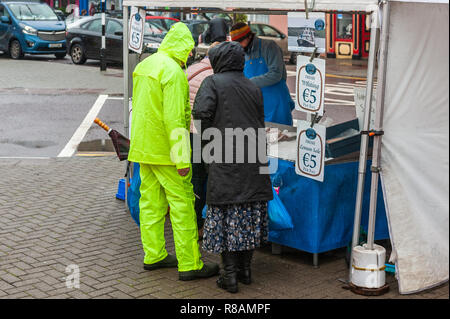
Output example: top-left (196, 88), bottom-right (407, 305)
top-left (120, 0), bottom-right (390, 284)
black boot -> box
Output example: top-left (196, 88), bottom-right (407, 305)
top-left (237, 250), bottom-right (254, 285)
top-left (216, 251), bottom-right (238, 293)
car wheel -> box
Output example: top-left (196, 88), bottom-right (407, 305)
top-left (70, 43), bottom-right (86, 65)
top-left (55, 52), bottom-right (66, 59)
top-left (9, 39), bottom-right (24, 59)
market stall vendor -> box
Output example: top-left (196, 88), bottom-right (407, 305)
top-left (230, 22), bottom-right (294, 126)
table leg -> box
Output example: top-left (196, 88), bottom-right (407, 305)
top-left (313, 253), bottom-right (319, 268)
top-left (272, 243), bottom-right (282, 255)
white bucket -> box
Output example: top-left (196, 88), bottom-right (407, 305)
top-left (351, 244), bottom-right (386, 289)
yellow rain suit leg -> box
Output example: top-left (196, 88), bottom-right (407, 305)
top-left (139, 163), bottom-right (204, 272)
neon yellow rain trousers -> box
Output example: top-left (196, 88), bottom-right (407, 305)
top-left (128, 22), bottom-right (203, 272)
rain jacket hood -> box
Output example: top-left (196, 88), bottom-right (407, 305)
top-left (209, 41), bottom-right (245, 74)
top-left (128, 22), bottom-right (195, 170)
top-left (158, 22), bottom-right (195, 65)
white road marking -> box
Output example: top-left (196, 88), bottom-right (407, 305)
top-left (324, 97), bottom-right (355, 106)
top-left (287, 70), bottom-right (297, 76)
top-left (58, 94), bottom-right (109, 158)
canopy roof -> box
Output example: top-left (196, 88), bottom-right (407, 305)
top-left (122, 0), bottom-right (448, 13)
top-left (121, 0), bottom-right (380, 12)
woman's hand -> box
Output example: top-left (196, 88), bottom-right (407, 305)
top-left (177, 167), bottom-right (190, 176)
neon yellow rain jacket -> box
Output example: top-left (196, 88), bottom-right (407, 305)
top-left (128, 22), bottom-right (195, 169)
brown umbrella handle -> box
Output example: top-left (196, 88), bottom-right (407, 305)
top-left (94, 118), bottom-right (110, 132)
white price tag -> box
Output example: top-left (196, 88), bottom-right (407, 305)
top-left (295, 120), bottom-right (326, 182)
top-left (296, 55), bottom-right (325, 115)
top-left (128, 7), bottom-right (146, 54)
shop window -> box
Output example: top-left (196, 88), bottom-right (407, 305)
top-left (336, 13), bottom-right (353, 40)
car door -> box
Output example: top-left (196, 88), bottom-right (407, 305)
top-left (249, 23), bottom-right (263, 37)
top-left (0, 5), bottom-right (12, 51)
top-left (258, 24), bottom-right (289, 57)
top-left (105, 19), bottom-right (122, 62)
top-left (84, 18), bottom-right (102, 59)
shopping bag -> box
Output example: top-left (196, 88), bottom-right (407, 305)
top-left (268, 186), bottom-right (294, 231)
top-left (127, 162), bottom-right (141, 226)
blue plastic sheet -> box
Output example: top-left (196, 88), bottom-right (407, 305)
top-left (268, 158), bottom-right (389, 254)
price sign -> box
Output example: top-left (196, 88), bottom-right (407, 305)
top-left (296, 55), bottom-right (325, 115)
top-left (295, 120), bottom-right (325, 182)
top-left (128, 7), bottom-right (146, 54)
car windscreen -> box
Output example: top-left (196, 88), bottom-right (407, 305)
top-left (8, 3), bottom-right (58, 21)
top-left (144, 21), bottom-right (167, 38)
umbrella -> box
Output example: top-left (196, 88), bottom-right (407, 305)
top-left (94, 118), bottom-right (129, 161)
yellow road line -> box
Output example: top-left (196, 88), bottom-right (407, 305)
top-left (76, 152), bottom-right (116, 157)
top-left (325, 74), bottom-right (368, 81)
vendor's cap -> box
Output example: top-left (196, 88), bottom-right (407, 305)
top-left (230, 22), bottom-right (253, 42)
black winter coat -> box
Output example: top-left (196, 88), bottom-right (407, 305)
top-left (201, 18), bottom-right (228, 43)
top-left (192, 41), bottom-right (273, 205)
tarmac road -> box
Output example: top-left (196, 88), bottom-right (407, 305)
top-left (0, 52), bottom-right (367, 159)
top-left (0, 53), bottom-right (124, 158)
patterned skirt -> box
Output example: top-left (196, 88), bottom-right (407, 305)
top-left (201, 201), bottom-right (269, 254)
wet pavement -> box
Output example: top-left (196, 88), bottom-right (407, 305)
top-left (0, 52), bottom-right (448, 302)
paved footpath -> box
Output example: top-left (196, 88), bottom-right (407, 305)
top-left (0, 156), bottom-right (447, 300)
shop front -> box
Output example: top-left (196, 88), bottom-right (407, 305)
top-left (44, 0), bottom-right (121, 15)
top-left (326, 13), bottom-right (371, 59)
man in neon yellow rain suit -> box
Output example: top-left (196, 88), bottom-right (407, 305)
top-left (128, 22), bottom-right (219, 281)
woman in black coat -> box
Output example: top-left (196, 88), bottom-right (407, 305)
top-left (192, 41), bottom-right (273, 293)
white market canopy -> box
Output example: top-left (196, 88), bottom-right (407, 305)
top-left (121, 0), bottom-right (449, 295)
top-left (121, 0), bottom-right (380, 12)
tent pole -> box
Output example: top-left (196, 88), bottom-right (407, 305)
top-left (123, 5), bottom-right (130, 212)
top-left (366, 0), bottom-right (390, 250)
top-left (348, 9), bottom-right (380, 281)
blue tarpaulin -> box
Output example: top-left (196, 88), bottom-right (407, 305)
top-left (268, 158), bottom-right (389, 253)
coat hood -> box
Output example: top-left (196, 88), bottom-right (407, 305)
top-left (158, 22), bottom-right (194, 65)
top-left (208, 41), bottom-right (245, 74)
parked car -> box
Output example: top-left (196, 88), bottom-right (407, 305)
top-left (66, 16), bottom-right (163, 65)
top-left (146, 15), bottom-right (179, 31)
top-left (0, 1), bottom-right (67, 59)
top-left (249, 22), bottom-right (297, 64)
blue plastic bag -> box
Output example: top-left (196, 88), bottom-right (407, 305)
top-left (202, 204), bottom-right (208, 219)
top-left (127, 162), bottom-right (141, 226)
top-left (267, 187), bottom-right (294, 231)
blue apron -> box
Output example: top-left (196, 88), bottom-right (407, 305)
top-left (244, 39), bottom-right (294, 126)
